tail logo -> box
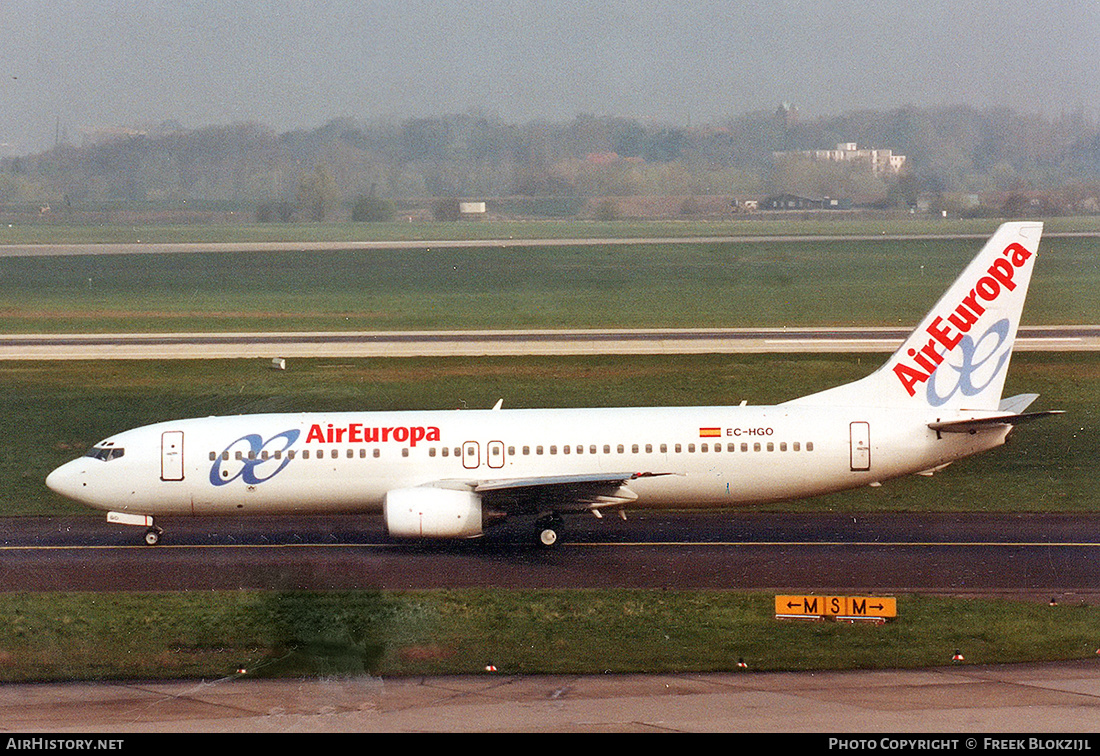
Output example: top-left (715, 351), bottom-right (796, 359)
top-left (892, 242), bottom-right (1032, 397)
top-left (925, 319), bottom-right (1011, 407)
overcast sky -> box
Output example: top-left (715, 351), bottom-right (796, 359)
top-left (2, 0), bottom-right (1099, 154)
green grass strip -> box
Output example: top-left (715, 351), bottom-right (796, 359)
top-left (0, 590), bottom-right (1096, 682)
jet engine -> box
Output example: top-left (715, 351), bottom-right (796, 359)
top-left (383, 487), bottom-right (484, 539)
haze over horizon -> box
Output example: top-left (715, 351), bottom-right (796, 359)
top-left (3, 0), bottom-right (1099, 155)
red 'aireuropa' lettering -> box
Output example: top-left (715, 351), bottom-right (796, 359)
top-left (892, 242), bottom-right (1032, 397)
top-left (305, 423), bottom-right (441, 447)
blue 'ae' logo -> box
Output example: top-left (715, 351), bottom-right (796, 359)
top-left (926, 319), bottom-right (1012, 407)
top-left (209, 429), bottom-right (300, 486)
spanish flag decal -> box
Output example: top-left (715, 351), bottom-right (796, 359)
top-left (699, 428), bottom-right (721, 438)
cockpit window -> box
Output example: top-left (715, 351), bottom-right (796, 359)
top-left (85, 446), bottom-right (125, 462)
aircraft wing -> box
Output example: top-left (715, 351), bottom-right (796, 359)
top-left (463, 471), bottom-right (669, 515)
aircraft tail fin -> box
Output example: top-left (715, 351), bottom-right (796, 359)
top-left (786, 221), bottom-right (1043, 411)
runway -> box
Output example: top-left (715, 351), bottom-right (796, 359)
top-left (2, 230), bottom-right (1098, 259)
top-left (2, 325), bottom-right (1098, 359)
top-left (4, 512), bottom-right (1099, 598)
top-left (0, 233), bottom-right (1035, 258)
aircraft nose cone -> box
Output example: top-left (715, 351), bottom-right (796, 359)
top-left (46, 461), bottom-right (86, 502)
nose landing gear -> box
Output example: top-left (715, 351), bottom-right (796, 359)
top-left (107, 511), bottom-right (162, 546)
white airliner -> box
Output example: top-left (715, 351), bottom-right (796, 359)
top-left (47, 222), bottom-right (1059, 547)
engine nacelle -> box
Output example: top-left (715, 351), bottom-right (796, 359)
top-left (383, 487), bottom-right (484, 539)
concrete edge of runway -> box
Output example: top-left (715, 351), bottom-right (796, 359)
top-left (1, 325), bottom-right (1098, 359)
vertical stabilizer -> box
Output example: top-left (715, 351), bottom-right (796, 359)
top-left (786, 221), bottom-right (1043, 410)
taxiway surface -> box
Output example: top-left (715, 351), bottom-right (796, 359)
top-left (4, 512), bottom-right (1099, 597)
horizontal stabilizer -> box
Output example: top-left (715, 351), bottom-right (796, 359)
top-left (928, 410), bottom-right (1063, 434)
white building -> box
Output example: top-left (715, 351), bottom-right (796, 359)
top-left (774, 143), bottom-right (907, 174)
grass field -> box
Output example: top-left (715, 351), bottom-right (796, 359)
top-left (2, 589), bottom-right (1100, 682)
top-left (1, 234), bottom-right (1098, 333)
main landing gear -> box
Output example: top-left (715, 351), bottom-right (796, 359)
top-left (535, 514), bottom-right (564, 548)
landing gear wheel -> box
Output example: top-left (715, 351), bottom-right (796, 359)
top-left (535, 516), bottom-right (564, 548)
top-left (538, 526), bottom-right (559, 548)
top-left (144, 527), bottom-right (162, 546)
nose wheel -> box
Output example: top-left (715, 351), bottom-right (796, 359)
top-left (107, 512), bottom-right (163, 546)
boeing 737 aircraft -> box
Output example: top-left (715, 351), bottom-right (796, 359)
top-left (47, 222), bottom-right (1059, 547)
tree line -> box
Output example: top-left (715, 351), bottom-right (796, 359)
top-left (2, 105), bottom-right (1098, 219)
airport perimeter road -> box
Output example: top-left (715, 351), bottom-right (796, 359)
top-left (2, 325), bottom-right (1098, 359)
top-left (7, 661), bottom-right (1100, 732)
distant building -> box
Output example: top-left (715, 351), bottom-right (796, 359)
top-left (459, 201), bottom-right (487, 218)
top-left (773, 142), bottom-right (907, 174)
top-left (761, 194), bottom-right (851, 211)
top-left (79, 126), bottom-right (147, 146)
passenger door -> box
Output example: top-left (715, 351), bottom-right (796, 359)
top-left (850, 422), bottom-right (871, 472)
top-left (161, 430), bottom-right (185, 481)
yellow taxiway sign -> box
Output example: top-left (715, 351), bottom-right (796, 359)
top-left (775, 595), bottom-right (897, 622)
